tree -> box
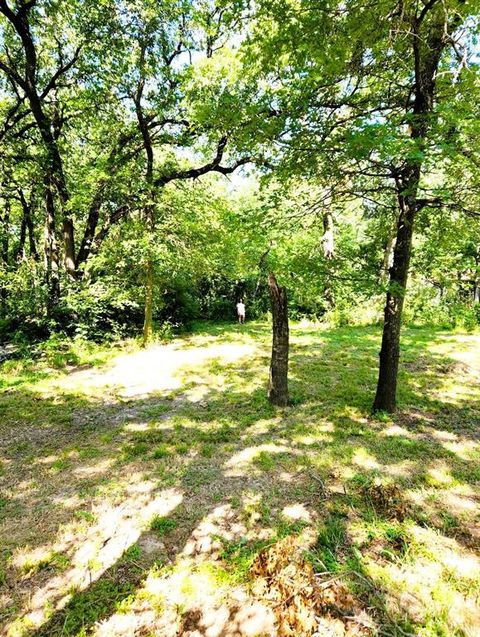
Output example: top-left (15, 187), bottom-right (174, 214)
top-left (246, 0), bottom-right (480, 411)
top-left (371, 1), bottom-right (475, 412)
top-left (0, 0), bottom-right (260, 326)
top-left (267, 271), bottom-right (289, 406)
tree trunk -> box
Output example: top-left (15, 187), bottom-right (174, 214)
top-left (1, 198), bottom-right (10, 265)
top-left (322, 211), bottom-right (335, 308)
top-left (17, 214), bottom-right (27, 261)
top-left (135, 43), bottom-right (157, 347)
top-left (0, 199), bottom-right (10, 315)
top-left (62, 217), bottom-right (76, 277)
top-left (22, 88), bottom-right (75, 277)
top-left (268, 272), bottom-right (289, 406)
top-left (0, 2), bottom-right (76, 279)
top-left (18, 190), bottom-right (38, 261)
top-left (373, 6), bottom-right (449, 413)
top-left (473, 255), bottom-right (480, 303)
top-left (44, 182), bottom-right (60, 313)
top-left (141, 192), bottom-right (155, 346)
top-left (75, 189), bottom-right (104, 270)
top-left (381, 233), bottom-right (396, 284)
top-left (474, 283), bottom-right (480, 304)
top-left (142, 255), bottom-right (154, 344)
top-left (322, 211), bottom-right (334, 260)
top-left (373, 186), bottom-right (417, 412)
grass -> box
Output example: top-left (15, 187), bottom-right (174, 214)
top-left (150, 516), bottom-right (178, 536)
top-left (0, 321), bottom-right (479, 636)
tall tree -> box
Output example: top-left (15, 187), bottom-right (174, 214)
top-left (372, 0), bottom-right (474, 411)
top-left (0, 0), bottom-right (79, 277)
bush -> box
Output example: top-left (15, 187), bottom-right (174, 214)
top-left (0, 260), bottom-right (50, 340)
top-left (153, 320), bottom-right (175, 341)
top-left (404, 285), bottom-right (479, 330)
top-left (59, 280), bottom-right (143, 341)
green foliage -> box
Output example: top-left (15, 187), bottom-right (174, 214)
top-left (0, 0), bottom-right (479, 347)
top-left (60, 281), bottom-right (143, 341)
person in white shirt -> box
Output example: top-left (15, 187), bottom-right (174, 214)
top-left (236, 299), bottom-right (246, 324)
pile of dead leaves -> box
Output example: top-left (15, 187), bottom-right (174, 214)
top-left (360, 482), bottom-right (407, 521)
top-left (251, 536), bottom-right (370, 636)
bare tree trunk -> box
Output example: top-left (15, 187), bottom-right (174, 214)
top-left (44, 182), bottom-right (60, 313)
top-left (322, 211), bottom-right (334, 260)
top-left (268, 272), bottom-right (289, 406)
top-left (135, 39), bottom-right (157, 347)
top-left (373, 188), bottom-right (416, 413)
top-left (381, 233), bottom-right (396, 284)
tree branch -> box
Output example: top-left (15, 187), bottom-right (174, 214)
top-left (40, 45), bottom-right (82, 99)
top-left (154, 136), bottom-right (251, 187)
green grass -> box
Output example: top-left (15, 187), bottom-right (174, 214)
top-left (152, 444), bottom-right (171, 459)
top-left (1, 321), bottom-right (479, 637)
top-left (150, 516), bottom-right (178, 535)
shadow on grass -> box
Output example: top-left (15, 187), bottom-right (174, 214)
top-left (0, 323), bottom-right (478, 635)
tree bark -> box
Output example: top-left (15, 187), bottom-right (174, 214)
top-left (1, 198), bottom-right (10, 265)
top-left (44, 180), bottom-right (60, 313)
top-left (373, 182), bottom-right (417, 412)
top-left (135, 40), bottom-right (157, 347)
top-left (381, 233), bottom-right (396, 284)
top-left (268, 272), bottom-right (289, 406)
top-left (0, 198), bottom-right (10, 315)
top-left (322, 211), bottom-right (334, 260)
top-left (321, 211), bottom-right (335, 307)
top-left (0, 1), bottom-right (76, 279)
top-left (373, 6), bottom-right (450, 413)
top-left (76, 184), bottom-right (108, 270)
top-left (143, 257), bottom-right (154, 344)
top-left (75, 131), bottom-right (139, 270)
top-left (473, 254), bottom-right (480, 303)
top-left (28, 95), bottom-right (76, 277)
top-left (17, 212), bottom-right (27, 261)
top-left (18, 189), bottom-right (38, 260)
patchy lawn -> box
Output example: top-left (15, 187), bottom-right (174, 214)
top-left (0, 322), bottom-right (479, 637)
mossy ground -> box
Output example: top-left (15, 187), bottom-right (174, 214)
top-left (0, 322), bottom-right (479, 636)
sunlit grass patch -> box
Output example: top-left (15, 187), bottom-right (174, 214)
top-left (1, 322), bottom-right (479, 636)
top-left (139, 403), bottom-right (172, 419)
top-left (151, 444), bottom-right (171, 459)
top-left (252, 450), bottom-right (277, 471)
top-left (15, 549), bottom-right (71, 578)
top-left (35, 571), bottom-right (139, 637)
